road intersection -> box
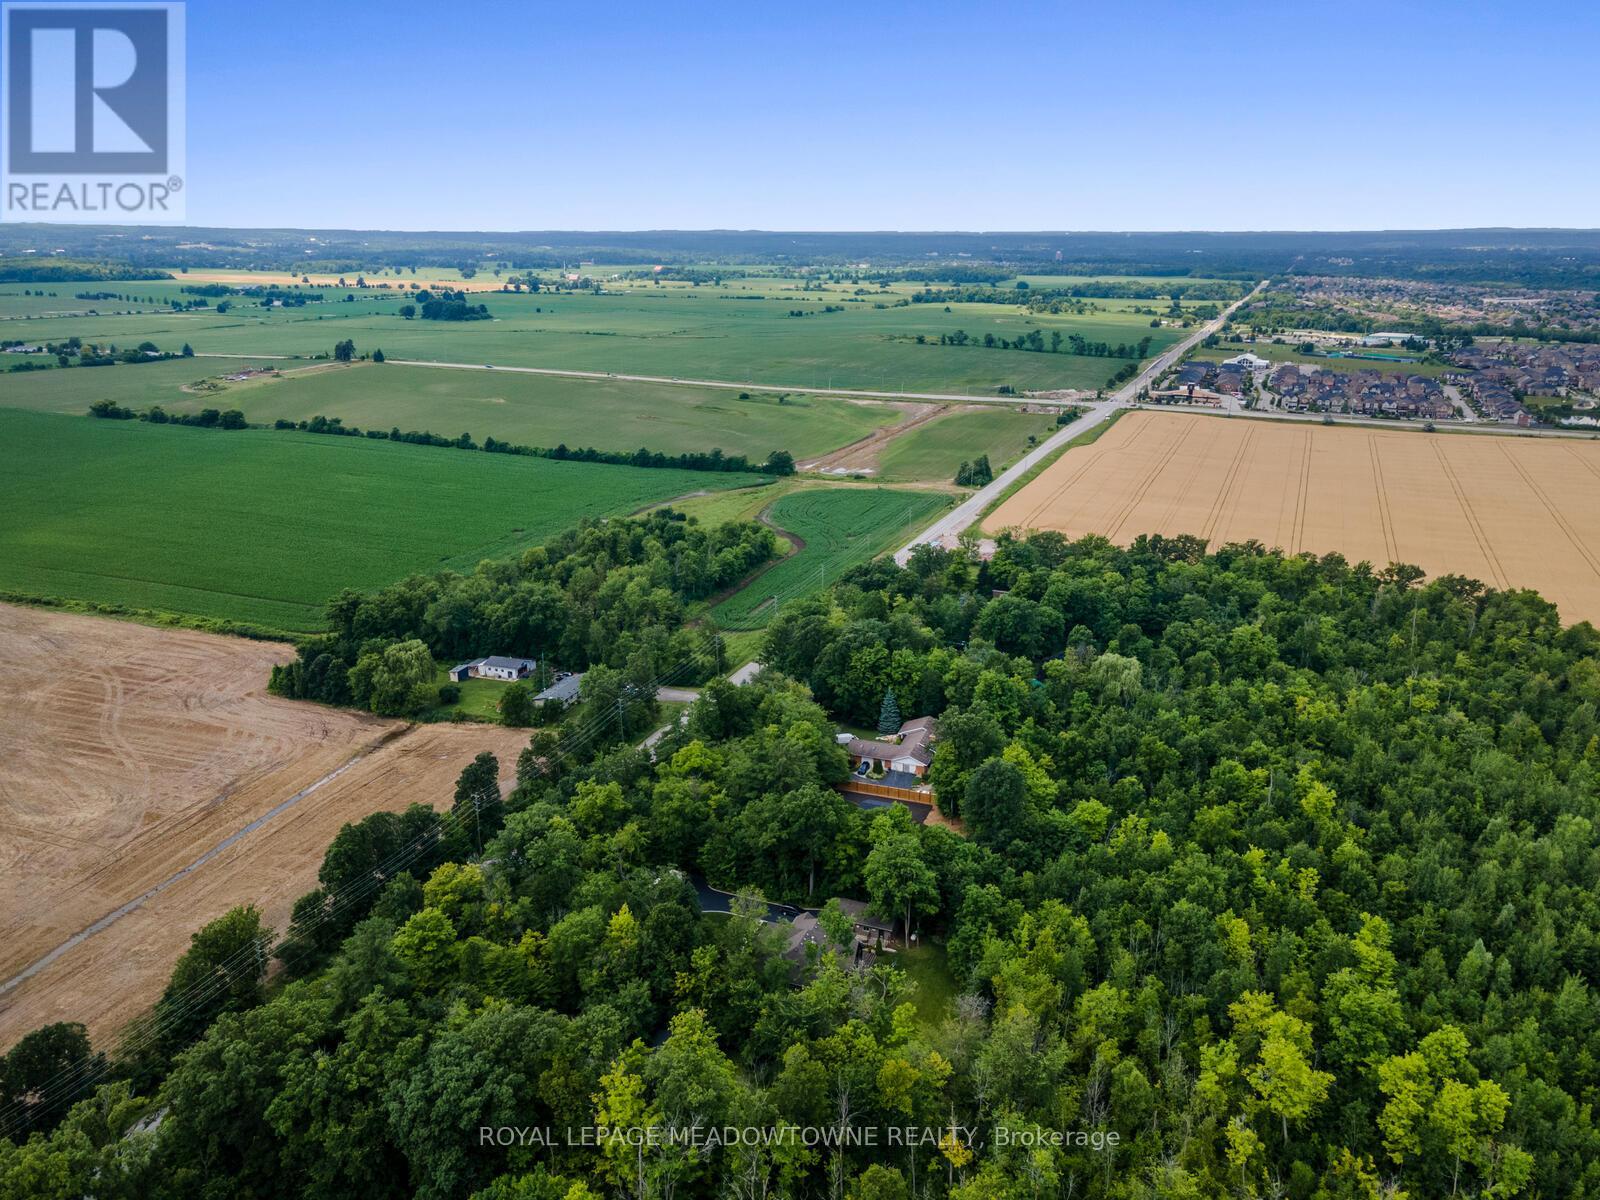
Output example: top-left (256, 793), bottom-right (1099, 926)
top-left (893, 282), bottom-right (1264, 563)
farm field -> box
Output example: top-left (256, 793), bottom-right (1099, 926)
top-left (712, 487), bottom-right (949, 629)
top-left (0, 603), bottom-right (529, 1046)
top-left (1, 273), bottom-right (1190, 395)
top-left (172, 362), bottom-right (898, 462)
top-left (986, 409), bottom-right (1600, 624)
top-left (0, 355), bottom-right (287, 413)
top-left (874, 404), bottom-right (1061, 481)
top-left (0, 410), bottom-right (759, 633)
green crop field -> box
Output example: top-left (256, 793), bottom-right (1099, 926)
top-left (711, 487), bottom-right (948, 629)
top-left (152, 362), bottom-right (898, 462)
top-left (0, 409), bottom-right (760, 633)
top-left (0, 271), bottom-right (1188, 396)
top-left (875, 405), bottom-right (1060, 481)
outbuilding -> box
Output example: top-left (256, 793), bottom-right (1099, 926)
top-left (448, 656), bottom-right (537, 682)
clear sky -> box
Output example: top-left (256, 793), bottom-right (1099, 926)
top-left (184, 0), bottom-right (1600, 231)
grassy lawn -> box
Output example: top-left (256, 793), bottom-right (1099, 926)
top-left (875, 405), bottom-right (1060, 481)
top-left (711, 487), bottom-right (949, 629)
top-left (0, 410), bottom-right (761, 633)
top-left (427, 668), bottom-right (515, 721)
top-left (896, 942), bottom-right (959, 1030)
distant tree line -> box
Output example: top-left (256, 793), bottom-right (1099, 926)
top-left (178, 283), bottom-right (324, 304)
top-left (0, 258), bottom-right (171, 283)
top-left (908, 279), bottom-right (1245, 303)
top-left (933, 328), bottom-right (1153, 359)
top-left (8, 336), bottom-right (191, 371)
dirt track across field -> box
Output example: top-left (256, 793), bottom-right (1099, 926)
top-left (0, 605), bottom-right (528, 1047)
top-left (986, 410), bottom-right (1600, 625)
top-left (797, 401), bottom-right (943, 473)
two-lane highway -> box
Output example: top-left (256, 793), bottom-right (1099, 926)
top-left (893, 282), bottom-right (1264, 563)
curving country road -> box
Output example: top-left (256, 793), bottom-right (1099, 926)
top-left (892, 282), bottom-right (1265, 563)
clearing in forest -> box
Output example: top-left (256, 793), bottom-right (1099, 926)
top-left (712, 488), bottom-right (950, 629)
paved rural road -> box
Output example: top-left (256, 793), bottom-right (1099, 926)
top-left (892, 396), bottom-right (1125, 564)
top-left (691, 875), bottom-right (804, 923)
top-left (892, 283), bottom-right (1266, 563)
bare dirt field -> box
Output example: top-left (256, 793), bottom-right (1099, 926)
top-left (0, 604), bottom-right (529, 1047)
top-left (986, 410), bottom-right (1600, 625)
top-left (798, 401), bottom-right (942, 473)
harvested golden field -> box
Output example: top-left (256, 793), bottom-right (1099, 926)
top-left (986, 410), bottom-right (1600, 625)
top-left (0, 604), bottom-right (529, 1047)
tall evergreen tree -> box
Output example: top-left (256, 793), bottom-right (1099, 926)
top-left (877, 687), bottom-right (901, 735)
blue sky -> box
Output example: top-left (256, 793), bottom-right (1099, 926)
top-left (184, 0), bottom-right (1600, 231)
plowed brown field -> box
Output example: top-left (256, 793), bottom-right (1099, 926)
top-left (0, 604), bottom-right (529, 1046)
top-left (986, 411), bottom-right (1600, 625)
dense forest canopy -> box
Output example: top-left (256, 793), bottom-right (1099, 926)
top-left (6, 530), bottom-right (1600, 1199)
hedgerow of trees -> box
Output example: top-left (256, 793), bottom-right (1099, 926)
top-left (271, 412), bottom-right (797, 476)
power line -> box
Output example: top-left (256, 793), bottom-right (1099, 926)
top-left (6, 509), bottom-right (853, 1133)
top-left (0, 631), bottom-right (737, 1140)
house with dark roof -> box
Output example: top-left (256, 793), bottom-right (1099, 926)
top-left (781, 899), bottom-right (898, 972)
top-left (535, 672), bottom-right (583, 703)
top-left (845, 717), bottom-right (935, 779)
top-left (781, 913), bottom-right (827, 966)
top-left (836, 898), bottom-right (897, 947)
